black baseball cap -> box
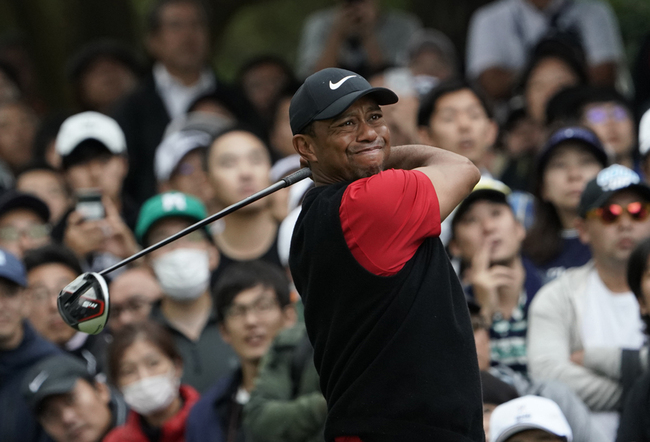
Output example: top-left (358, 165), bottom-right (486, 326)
top-left (537, 126), bottom-right (609, 175)
top-left (0, 190), bottom-right (50, 222)
top-left (289, 68), bottom-right (398, 135)
top-left (578, 164), bottom-right (650, 218)
top-left (21, 354), bottom-right (95, 413)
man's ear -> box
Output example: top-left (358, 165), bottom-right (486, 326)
top-left (94, 380), bottom-right (111, 405)
top-left (281, 304), bottom-right (297, 329)
top-left (292, 135), bottom-right (317, 166)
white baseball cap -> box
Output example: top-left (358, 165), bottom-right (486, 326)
top-left (490, 396), bottom-right (573, 442)
top-left (56, 111), bottom-right (126, 157)
top-left (154, 130), bottom-right (212, 182)
top-left (639, 108), bottom-right (650, 157)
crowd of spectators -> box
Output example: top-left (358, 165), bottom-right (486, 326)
top-left (1, 0), bottom-right (650, 441)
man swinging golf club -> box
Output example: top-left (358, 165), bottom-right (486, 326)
top-left (57, 67), bottom-right (484, 441)
top-left (288, 68), bottom-right (484, 441)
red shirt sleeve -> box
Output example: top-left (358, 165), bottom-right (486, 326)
top-left (339, 169), bottom-right (441, 276)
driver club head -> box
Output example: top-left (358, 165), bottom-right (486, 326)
top-left (57, 272), bottom-right (110, 335)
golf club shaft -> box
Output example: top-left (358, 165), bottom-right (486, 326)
top-left (99, 167), bottom-right (312, 276)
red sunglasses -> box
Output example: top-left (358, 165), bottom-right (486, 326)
top-left (587, 202), bottom-right (650, 224)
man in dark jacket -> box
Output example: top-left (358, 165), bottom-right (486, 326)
top-left (0, 248), bottom-right (60, 442)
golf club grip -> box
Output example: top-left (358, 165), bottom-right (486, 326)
top-left (98, 168), bottom-right (312, 276)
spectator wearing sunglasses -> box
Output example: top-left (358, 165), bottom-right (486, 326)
top-left (528, 164), bottom-right (650, 441)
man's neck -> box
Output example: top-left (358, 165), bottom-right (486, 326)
top-left (595, 259), bottom-right (630, 293)
top-left (0, 324), bottom-right (24, 351)
top-left (161, 63), bottom-right (203, 87)
top-left (161, 292), bottom-right (212, 340)
top-left (216, 209), bottom-right (277, 261)
top-left (240, 358), bottom-right (260, 392)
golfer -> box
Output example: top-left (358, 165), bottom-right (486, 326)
top-left (289, 68), bottom-right (485, 442)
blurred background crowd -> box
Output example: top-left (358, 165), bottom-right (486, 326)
top-left (1, 0), bottom-right (650, 441)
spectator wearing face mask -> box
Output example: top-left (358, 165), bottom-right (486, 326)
top-left (135, 191), bottom-right (238, 392)
top-left (104, 321), bottom-right (198, 442)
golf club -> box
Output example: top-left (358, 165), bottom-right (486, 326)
top-left (57, 167), bottom-right (312, 334)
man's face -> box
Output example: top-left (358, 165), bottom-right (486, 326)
top-left (0, 279), bottom-right (26, 350)
top-left (27, 263), bottom-right (78, 345)
top-left (80, 57), bottom-right (138, 112)
top-left (16, 169), bottom-right (71, 223)
top-left (220, 284), bottom-right (295, 364)
top-left (298, 96), bottom-right (391, 185)
top-left (541, 143), bottom-right (603, 213)
top-left (242, 62), bottom-right (289, 115)
top-left (525, 57), bottom-right (579, 124)
top-left (146, 217), bottom-right (217, 267)
top-left (0, 208), bottom-right (51, 259)
top-left (421, 88), bottom-right (497, 167)
top-left (38, 379), bottom-right (112, 442)
top-left (451, 200), bottom-right (525, 265)
top-left (0, 102), bottom-right (37, 171)
top-left (207, 131), bottom-right (272, 211)
top-left (148, 1), bottom-right (209, 74)
top-left (579, 190), bottom-right (650, 267)
top-left (166, 149), bottom-right (215, 206)
top-left (582, 102), bottom-right (635, 158)
top-left (65, 154), bottom-right (127, 202)
top-left (107, 268), bottom-right (162, 333)
top-left (504, 429), bottom-right (564, 442)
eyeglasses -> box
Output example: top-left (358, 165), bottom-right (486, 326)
top-left (585, 105), bottom-right (629, 124)
top-left (224, 297), bottom-right (279, 321)
top-left (111, 296), bottom-right (153, 318)
top-left (0, 224), bottom-right (50, 242)
top-left (587, 202), bottom-right (650, 224)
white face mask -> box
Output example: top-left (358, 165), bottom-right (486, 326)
top-left (152, 248), bottom-right (210, 301)
top-left (121, 370), bottom-right (180, 415)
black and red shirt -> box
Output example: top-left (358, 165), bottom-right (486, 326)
top-left (290, 169), bottom-right (484, 442)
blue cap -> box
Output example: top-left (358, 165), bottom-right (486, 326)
top-left (0, 248), bottom-right (27, 287)
top-left (537, 126), bottom-right (609, 174)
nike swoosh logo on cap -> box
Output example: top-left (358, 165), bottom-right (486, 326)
top-left (329, 75), bottom-right (356, 90)
top-left (29, 371), bottom-right (49, 393)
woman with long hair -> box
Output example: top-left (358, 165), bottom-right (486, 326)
top-left (523, 125), bottom-right (608, 283)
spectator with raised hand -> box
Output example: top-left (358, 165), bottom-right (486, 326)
top-left (296, 0), bottom-right (421, 79)
top-left (528, 164), bottom-right (650, 440)
top-left (449, 178), bottom-right (542, 374)
top-left (466, 0), bottom-right (624, 101)
top-left (21, 354), bottom-right (128, 442)
top-left (104, 321), bottom-right (198, 442)
top-left (24, 244), bottom-right (112, 376)
top-left (186, 260), bottom-right (296, 442)
top-left (107, 267), bottom-right (162, 334)
top-left (67, 40), bottom-right (142, 115)
top-left (135, 191), bottom-right (238, 392)
top-left (523, 126), bottom-right (608, 283)
top-left (54, 111), bottom-right (139, 276)
top-left (0, 248), bottom-right (60, 442)
top-left (206, 127), bottom-right (283, 281)
top-left (113, 0), bottom-right (237, 205)
top-left (0, 190), bottom-right (52, 259)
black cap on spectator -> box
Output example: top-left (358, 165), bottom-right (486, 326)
top-left (0, 189), bottom-right (50, 222)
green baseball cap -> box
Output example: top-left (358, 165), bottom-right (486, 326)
top-left (135, 192), bottom-right (208, 245)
